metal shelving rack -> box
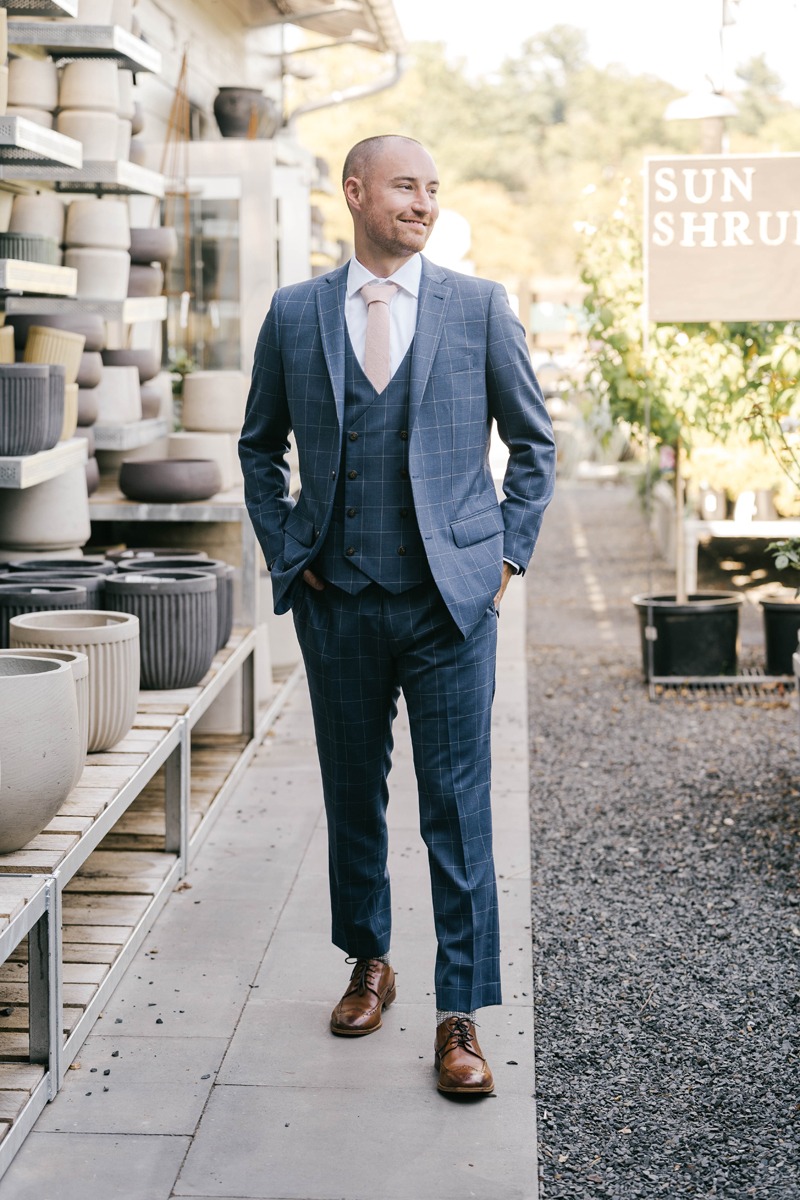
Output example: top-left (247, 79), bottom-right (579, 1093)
top-left (92, 417), bottom-right (169, 451)
top-left (0, 117), bottom-right (82, 170)
top-left (0, 160), bottom-right (165, 196)
top-left (0, 0), bottom-right (77, 15)
top-left (6, 21), bottom-right (162, 73)
top-left (0, 260), bottom-right (76, 296)
top-left (0, 437), bottom-right (87, 489)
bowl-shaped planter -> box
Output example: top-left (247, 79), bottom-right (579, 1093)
top-left (64, 248), bottom-right (130, 301)
top-left (59, 59), bottom-right (120, 113)
top-left (6, 313), bottom-right (105, 354)
top-left (8, 570), bottom-right (107, 608)
top-left (0, 655), bottom-right (81, 851)
top-left (213, 87), bottom-right (279, 138)
top-left (632, 592), bottom-right (744, 679)
top-left (119, 457), bottom-right (222, 503)
top-left (0, 363), bottom-right (51, 456)
top-left (0, 580), bottom-right (88, 647)
top-left (101, 347), bottom-right (160, 384)
top-left (7, 57), bottom-right (58, 112)
top-left (10, 608), bottom-right (140, 752)
top-left (0, 647), bottom-right (88, 789)
top-left (56, 110), bottom-right (120, 160)
top-left (24, 326), bottom-right (85, 386)
top-left (129, 226), bottom-right (178, 266)
top-left (0, 232), bottom-right (59, 265)
top-left (77, 351), bottom-right (103, 390)
top-left (181, 370), bottom-right (249, 433)
top-left (0, 464), bottom-right (91, 551)
top-left (9, 193), bottom-right (65, 243)
top-left (167, 432), bottom-right (238, 491)
top-left (120, 556), bottom-right (234, 650)
top-left (104, 570), bottom-right (217, 689)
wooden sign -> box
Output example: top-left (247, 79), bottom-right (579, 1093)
top-left (645, 153), bottom-right (800, 322)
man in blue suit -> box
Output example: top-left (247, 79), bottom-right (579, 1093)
top-left (239, 135), bottom-right (555, 1095)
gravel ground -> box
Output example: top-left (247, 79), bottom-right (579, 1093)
top-left (526, 479), bottom-right (799, 1200)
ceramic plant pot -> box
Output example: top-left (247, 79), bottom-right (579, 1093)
top-left (65, 198), bottom-right (130, 251)
top-left (181, 370), bottom-right (249, 433)
top-left (0, 327), bottom-right (14, 366)
top-left (632, 593), bottom-right (743, 679)
top-left (24, 325), bottom-right (85, 385)
top-left (76, 0), bottom-right (133, 28)
top-left (101, 347), bottom-right (160, 384)
top-left (77, 351), bottom-right (103, 390)
top-left (0, 66), bottom-right (7, 120)
top-left (116, 117), bottom-right (132, 160)
top-left (108, 547), bottom-right (208, 564)
top-left (0, 648), bottom-right (88, 790)
top-left (121, 556), bottom-right (234, 651)
top-left (85, 455), bottom-right (100, 495)
top-left (9, 193), bottom-right (65, 243)
top-left (61, 382), bottom-right (78, 441)
top-left (167, 432), bottom-right (238, 491)
top-left (130, 101), bottom-right (144, 137)
top-left (0, 464), bottom-right (91, 550)
top-left (9, 556), bottom-right (113, 574)
top-left (8, 570), bottom-right (106, 609)
top-left (0, 363), bottom-right (51, 456)
top-left (117, 69), bottom-right (134, 120)
top-left (6, 313), bottom-right (106, 354)
top-left (92, 365), bottom-right (141, 424)
top-left (43, 363), bottom-right (65, 449)
top-left (127, 264), bottom-right (163, 297)
top-left (140, 386), bottom-right (160, 420)
top-left (118, 457), bottom-right (222, 503)
top-left (56, 110), bottom-right (120, 161)
top-left (0, 232), bottom-right (59, 265)
top-left (213, 87), bottom-right (279, 138)
top-left (7, 58), bottom-right (58, 112)
top-left (59, 60), bottom-right (120, 113)
top-left (74, 425), bottom-right (96, 458)
top-left (0, 580), bottom-right (88, 647)
top-left (104, 569), bottom-right (217, 689)
top-left (65, 247), bottom-right (130, 301)
top-left (6, 107), bottom-right (53, 129)
top-left (0, 655), bottom-right (81, 851)
top-left (9, 608), bottom-right (140, 752)
top-left (129, 226), bottom-right (178, 266)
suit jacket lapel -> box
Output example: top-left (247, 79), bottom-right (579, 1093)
top-left (316, 265), bottom-right (348, 430)
top-left (409, 256), bottom-right (451, 430)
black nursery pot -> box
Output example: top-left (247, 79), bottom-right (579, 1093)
top-left (118, 556), bottom-right (235, 650)
top-left (632, 592), bottom-right (743, 678)
top-left (104, 569), bottom-right (218, 689)
top-left (759, 596), bottom-right (800, 676)
top-left (0, 582), bottom-right (88, 648)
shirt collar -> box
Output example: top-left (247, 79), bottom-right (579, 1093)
top-left (347, 254), bottom-right (422, 300)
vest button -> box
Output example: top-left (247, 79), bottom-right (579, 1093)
top-left (397, 546), bottom-right (406, 556)
top-left (349, 432), bottom-right (358, 442)
top-left (346, 546), bottom-right (357, 556)
top-left (399, 430), bottom-right (408, 440)
top-left (331, 471), bottom-right (336, 479)
top-left (347, 508), bottom-right (357, 518)
top-left (348, 470), bottom-right (358, 480)
top-left (313, 528), bottom-right (320, 540)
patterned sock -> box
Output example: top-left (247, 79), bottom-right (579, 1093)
top-left (376, 953), bottom-right (391, 965)
top-left (436, 1009), bottom-right (476, 1026)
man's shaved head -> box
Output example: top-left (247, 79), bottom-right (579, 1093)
top-left (341, 135), bottom-right (424, 189)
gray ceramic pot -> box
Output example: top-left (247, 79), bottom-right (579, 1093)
top-left (6, 313), bottom-right (106, 354)
top-left (8, 570), bottom-right (107, 607)
top-left (101, 347), bottom-right (160, 383)
top-left (0, 231), bottom-right (59, 265)
top-left (104, 568), bottom-right (217, 689)
top-left (107, 547), bottom-right (209, 564)
top-left (119, 556), bottom-right (234, 650)
top-left (77, 386), bottom-right (99, 427)
top-left (129, 226), bottom-right (178, 266)
top-left (0, 362), bottom-right (51, 456)
top-left (77, 351), bottom-right (103, 389)
top-left (0, 581), bottom-right (88, 648)
top-left (126, 264), bottom-right (164, 298)
top-left (118, 458), bottom-right (222, 503)
top-left (44, 362), bottom-right (66, 450)
top-left (8, 555), bottom-right (114, 574)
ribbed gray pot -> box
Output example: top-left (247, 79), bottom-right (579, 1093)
top-left (7, 571), bottom-right (107, 607)
top-left (44, 363), bottom-right (66, 450)
top-left (0, 582), bottom-right (88, 648)
top-left (104, 569), bottom-right (217, 689)
top-left (107, 547), bottom-right (209, 565)
top-left (0, 363), bottom-right (51, 456)
top-left (8, 556), bottom-right (114, 575)
top-left (0, 232), bottom-right (59, 265)
top-left (119, 556), bottom-right (234, 650)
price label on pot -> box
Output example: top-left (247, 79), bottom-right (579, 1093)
top-left (646, 153), bottom-right (800, 322)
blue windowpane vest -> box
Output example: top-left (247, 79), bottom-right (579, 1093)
top-left (312, 330), bottom-right (430, 593)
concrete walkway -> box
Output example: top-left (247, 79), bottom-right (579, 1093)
top-left (0, 578), bottom-right (537, 1199)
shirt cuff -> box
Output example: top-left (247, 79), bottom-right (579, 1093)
top-left (503, 558), bottom-right (524, 576)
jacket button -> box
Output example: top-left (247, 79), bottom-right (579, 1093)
top-left (347, 508), bottom-right (357, 518)
top-left (348, 470), bottom-right (358, 480)
top-left (313, 528), bottom-right (320, 540)
top-left (346, 546), bottom-right (356, 557)
top-left (399, 507), bottom-right (408, 518)
top-left (399, 430), bottom-right (408, 440)
top-left (397, 546), bottom-right (406, 556)
top-left (349, 432), bottom-right (358, 442)
top-left (331, 471), bottom-right (336, 479)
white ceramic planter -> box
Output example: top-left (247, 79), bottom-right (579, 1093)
top-left (93, 364), bottom-right (141, 424)
top-left (9, 609), bottom-right (140, 753)
top-left (8, 58), bottom-right (58, 112)
top-left (59, 60), bottom-right (120, 113)
top-left (64, 247), bottom-right (130, 300)
top-left (0, 464), bottom-right (90, 551)
top-left (116, 117), bottom-right (132, 160)
top-left (117, 69), bottom-right (134, 120)
top-left (182, 370), bottom-right (249, 433)
top-left (167, 431), bottom-right (240, 491)
top-left (0, 66), bottom-right (8, 120)
top-left (0, 648), bottom-right (88, 789)
top-left (76, 0), bottom-right (133, 29)
top-left (65, 198), bottom-right (130, 251)
top-left (0, 655), bottom-right (81, 851)
top-left (7, 107), bottom-right (53, 129)
top-left (9, 193), bottom-right (65, 244)
top-left (56, 110), bottom-right (120, 161)
top-left (0, 10), bottom-right (7, 68)
top-left (24, 325), bottom-right (86, 385)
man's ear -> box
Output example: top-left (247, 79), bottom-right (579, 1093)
top-left (343, 176), bottom-right (364, 212)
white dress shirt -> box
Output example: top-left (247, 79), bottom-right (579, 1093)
top-left (345, 254), bottom-right (421, 378)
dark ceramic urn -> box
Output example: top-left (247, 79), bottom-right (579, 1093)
top-left (212, 87), bottom-right (280, 138)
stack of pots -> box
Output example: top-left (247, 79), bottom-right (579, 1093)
top-left (0, 654), bottom-right (83, 852)
top-left (0, 12), bottom-right (6, 121)
top-left (56, 60), bottom-right (130, 163)
top-left (6, 54), bottom-right (58, 130)
top-left (169, 371), bottom-right (249, 493)
top-left (65, 197), bottom-right (131, 302)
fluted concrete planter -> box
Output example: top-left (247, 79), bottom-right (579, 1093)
top-left (0, 580), bottom-right (88, 647)
top-left (0, 464), bottom-right (91, 551)
top-left (24, 324), bottom-right (86, 385)
top-left (108, 547), bottom-right (208, 565)
top-left (59, 60), bottom-right (120, 113)
top-left (120, 556), bottom-right (235, 650)
top-left (43, 363), bottom-right (65, 450)
top-left (8, 570), bottom-right (107, 609)
top-left (9, 556), bottom-right (113, 574)
top-left (0, 647), bottom-right (89, 790)
top-left (0, 232), bottom-right (59, 265)
top-left (181, 370), bottom-right (249, 432)
top-left (64, 248), bottom-right (130, 301)
top-left (0, 655), bottom-right (81, 851)
top-left (10, 609), bottom-right (140, 752)
top-left (7, 313), bottom-right (105, 354)
top-left (9, 193), bottom-right (65, 243)
top-left (104, 569), bottom-right (217, 689)
top-left (0, 363), bottom-right (51, 456)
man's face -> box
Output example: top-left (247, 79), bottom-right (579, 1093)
top-left (351, 140), bottom-right (440, 261)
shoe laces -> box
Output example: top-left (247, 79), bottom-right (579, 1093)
top-left (444, 1016), bottom-right (478, 1050)
top-left (345, 956), bottom-right (381, 995)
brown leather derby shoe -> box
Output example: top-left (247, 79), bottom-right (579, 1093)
top-left (434, 1016), bottom-right (495, 1094)
top-left (330, 958), bottom-right (396, 1036)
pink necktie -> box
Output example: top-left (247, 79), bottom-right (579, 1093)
top-left (360, 281), bottom-right (399, 393)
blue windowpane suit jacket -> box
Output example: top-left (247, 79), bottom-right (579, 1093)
top-left (239, 256), bottom-right (556, 637)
